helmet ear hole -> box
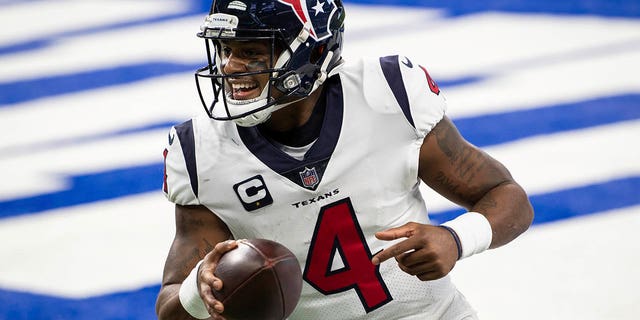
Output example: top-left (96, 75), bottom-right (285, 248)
top-left (310, 45), bottom-right (326, 64)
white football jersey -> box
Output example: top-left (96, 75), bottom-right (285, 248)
top-left (163, 55), bottom-right (476, 319)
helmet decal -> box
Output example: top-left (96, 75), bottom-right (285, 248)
top-left (278, 0), bottom-right (337, 40)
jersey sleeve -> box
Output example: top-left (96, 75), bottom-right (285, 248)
top-left (365, 55), bottom-right (447, 138)
top-left (163, 120), bottom-right (200, 206)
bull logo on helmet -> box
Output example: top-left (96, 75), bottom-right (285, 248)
top-left (278, 0), bottom-right (337, 41)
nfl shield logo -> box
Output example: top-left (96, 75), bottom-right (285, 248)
top-left (299, 167), bottom-right (319, 189)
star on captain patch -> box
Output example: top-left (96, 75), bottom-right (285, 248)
top-left (299, 167), bottom-right (319, 189)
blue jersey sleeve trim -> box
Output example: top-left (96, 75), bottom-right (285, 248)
top-left (175, 120), bottom-right (199, 198)
top-left (379, 55), bottom-right (414, 128)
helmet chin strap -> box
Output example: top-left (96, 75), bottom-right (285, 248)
top-left (233, 97), bottom-right (304, 127)
top-left (222, 80), bottom-right (302, 127)
top-left (309, 50), bottom-right (342, 94)
top-left (215, 84), bottom-right (272, 127)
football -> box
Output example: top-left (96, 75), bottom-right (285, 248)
top-left (213, 238), bottom-right (303, 320)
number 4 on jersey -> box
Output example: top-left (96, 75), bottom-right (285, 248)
top-left (303, 198), bottom-right (393, 313)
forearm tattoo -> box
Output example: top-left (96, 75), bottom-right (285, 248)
top-left (167, 211), bottom-right (219, 279)
top-left (172, 238), bottom-right (215, 278)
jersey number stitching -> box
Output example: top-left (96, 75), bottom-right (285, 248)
top-left (303, 198), bottom-right (393, 313)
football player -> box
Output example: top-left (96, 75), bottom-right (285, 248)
top-left (156, 0), bottom-right (534, 319)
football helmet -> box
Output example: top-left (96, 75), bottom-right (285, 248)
top-left (195, 0), bottom-right (346, 127)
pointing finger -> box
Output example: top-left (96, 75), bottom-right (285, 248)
top-left (374, 223), bottom-right (416, 241)
top-left (372, 237), bottom-right (418, 265)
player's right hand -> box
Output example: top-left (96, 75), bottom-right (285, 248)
top-left (198, 239), bottom-right (239, 319)
top-left (371, 222), bottom-right (458, 281)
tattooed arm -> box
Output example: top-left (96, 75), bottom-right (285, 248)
top-left (156, 204), bottom-right (233, 320)
top-left (418, 116), bottom-right (533, 247)
top-left (372, 116), bottom-right (533, 280)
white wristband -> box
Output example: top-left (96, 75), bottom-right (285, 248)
top-left (442, 212), bottom-right (493, 260)
top-left (178, 260), bottom-right (210, 319)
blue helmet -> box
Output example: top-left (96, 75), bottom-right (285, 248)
top-left (195, 0), bottom-right (346, 126)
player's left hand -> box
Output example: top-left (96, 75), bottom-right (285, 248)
top-left (371, 222), bottom-right (458, 281)
top-left (199, 239), bottom-right (239, 319)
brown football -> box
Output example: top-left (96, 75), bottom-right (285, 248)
top-left (213, 238), bottom-right (303, 320)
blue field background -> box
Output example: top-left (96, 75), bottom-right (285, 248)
top-left (1, 0), bottom-right (638, 319)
